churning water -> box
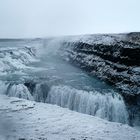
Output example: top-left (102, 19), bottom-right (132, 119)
top-left (0, 39), bottom-right (129, 124)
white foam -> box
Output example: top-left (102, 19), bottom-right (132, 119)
top-left (7, 84), bottom-right (34, 101)
top-left (46, 85), bottom-right (128, 123)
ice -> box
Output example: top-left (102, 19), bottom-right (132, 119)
top-left (0, 46), bottom-right (37, 75)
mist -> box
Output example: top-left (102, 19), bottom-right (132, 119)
top-left (0, 0), bottom-right (140, 38)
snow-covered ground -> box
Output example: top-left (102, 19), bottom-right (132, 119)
top-left (0, 94), bottom-right (140, 140)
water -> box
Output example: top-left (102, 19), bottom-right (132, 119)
top-left (46, 85), bottom-right (128, 123)
top-left (0, 39), bottom-right (129, 124)
top-left (28, 39), bottom-right (113, 92)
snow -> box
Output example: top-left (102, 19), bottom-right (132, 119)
top-left (0, 94), bottom-right (139, 140)
top-left (0, 47), bottom-right (37, 75)
top-left (132, 67), bottom-right (140, 74)
top-left (62, 34), bottom-right (125, 45)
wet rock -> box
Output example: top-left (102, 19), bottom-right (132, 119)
top-left (24, 81), bottom-right (36, 94)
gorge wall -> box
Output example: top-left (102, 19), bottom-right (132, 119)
top-left (60, 33), bottom-right (140, 125)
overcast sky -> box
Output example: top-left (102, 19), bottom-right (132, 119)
top-left (0, 0), bottom-right (140, 38)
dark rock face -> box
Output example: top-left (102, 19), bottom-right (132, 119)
top-left (61, 33), bottom-right (140, 110)
top-left (24, 81), bottom-right (36, 93)
top-left (62, 42), bottom-right (140, 94)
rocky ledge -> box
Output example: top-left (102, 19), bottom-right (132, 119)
top-left (61, 33), bottom-right (140, 109)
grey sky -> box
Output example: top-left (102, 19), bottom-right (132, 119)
top-left (0, 0), bottom-right (140, 38)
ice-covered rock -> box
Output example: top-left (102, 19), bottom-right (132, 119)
top-left (0, 46), bottom-right (37, 75)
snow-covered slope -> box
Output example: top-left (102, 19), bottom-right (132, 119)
top-left (0, 94), bottom-right (140, 140)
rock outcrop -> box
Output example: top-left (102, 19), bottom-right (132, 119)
top-left (61, 33), bottom-right (140, 123)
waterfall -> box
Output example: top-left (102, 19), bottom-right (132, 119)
top-left (0, 81), bottom-right (8, 95)
top-left (46, 85), bottom-right (128, 124)
top-left (6, 83), bottom-right (34, 101)
top-left (33, 82), bottom-right (50, 102)
top-left (0, 81), bottom-right (129, 124)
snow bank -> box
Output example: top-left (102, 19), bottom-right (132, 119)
top-left (0, 94), bottom-right (139, 140)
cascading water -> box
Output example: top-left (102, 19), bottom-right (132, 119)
top-left (46, 85), bottom-right (128, 123)
top-left (0, 39), bottom-right (131, 125)
top-left (2, 82), bottom-right (128, 124)
top-left (6, 84), bottom-right (34, 100)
